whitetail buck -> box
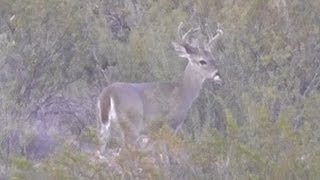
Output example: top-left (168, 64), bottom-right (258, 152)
top-left (97, 23), bottom-right (223, 155)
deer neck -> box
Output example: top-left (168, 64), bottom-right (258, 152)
top-left (179, 63), bottom-right (205, 105)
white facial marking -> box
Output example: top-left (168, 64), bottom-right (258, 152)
top-left (211, 70), bottom-right (218, 78)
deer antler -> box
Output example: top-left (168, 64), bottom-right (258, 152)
top-left (177, 22), bottom-right (184, 39)
top-left (178, 22), bottom-right (200, 45)
top-left (205, 23), bottom-right (223, 51)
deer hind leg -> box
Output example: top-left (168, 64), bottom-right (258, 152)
top-left (97, 97), bottom-right (117, 158)
top-left (99, 119), bottom-right (111, 154)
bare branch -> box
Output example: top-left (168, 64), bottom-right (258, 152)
top-left (301, 60), bottom-right (320, 98)
top-left (92, 46), bottom-right (111, 84)
top-left (177, 22), bottom-right (184, 40)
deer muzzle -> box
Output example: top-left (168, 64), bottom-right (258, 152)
top-left (214, 75), bottom-right (222, 84)
top-left (211, 71), bottom-right (222, 85)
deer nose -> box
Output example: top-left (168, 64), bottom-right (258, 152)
top-left (212, 71), bottom-right (222, 85)
top-left (214, 74), bottom-right (222, 83)
top-left (214, 74), bottom-right (221, 81)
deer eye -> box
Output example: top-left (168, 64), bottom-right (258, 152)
top-left (199, 60), bottom-right (207, 65)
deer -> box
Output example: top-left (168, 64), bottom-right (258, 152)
top-left (97, 23), bottom-right (223, 157)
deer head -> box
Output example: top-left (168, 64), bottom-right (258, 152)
top-left (172, 23), bottom-right (223, 84)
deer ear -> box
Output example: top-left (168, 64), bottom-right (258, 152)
top-left (172, 42), bottom-right (190, 59)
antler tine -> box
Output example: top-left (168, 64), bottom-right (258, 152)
top-left (181, 27), bottom-right (200, 43)
top-left (206, 23), bottom-right (223, 48)
top-left (178, 22), bottom-right (184, 40)
top-left (176, 22), bottom-right (200, 48)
